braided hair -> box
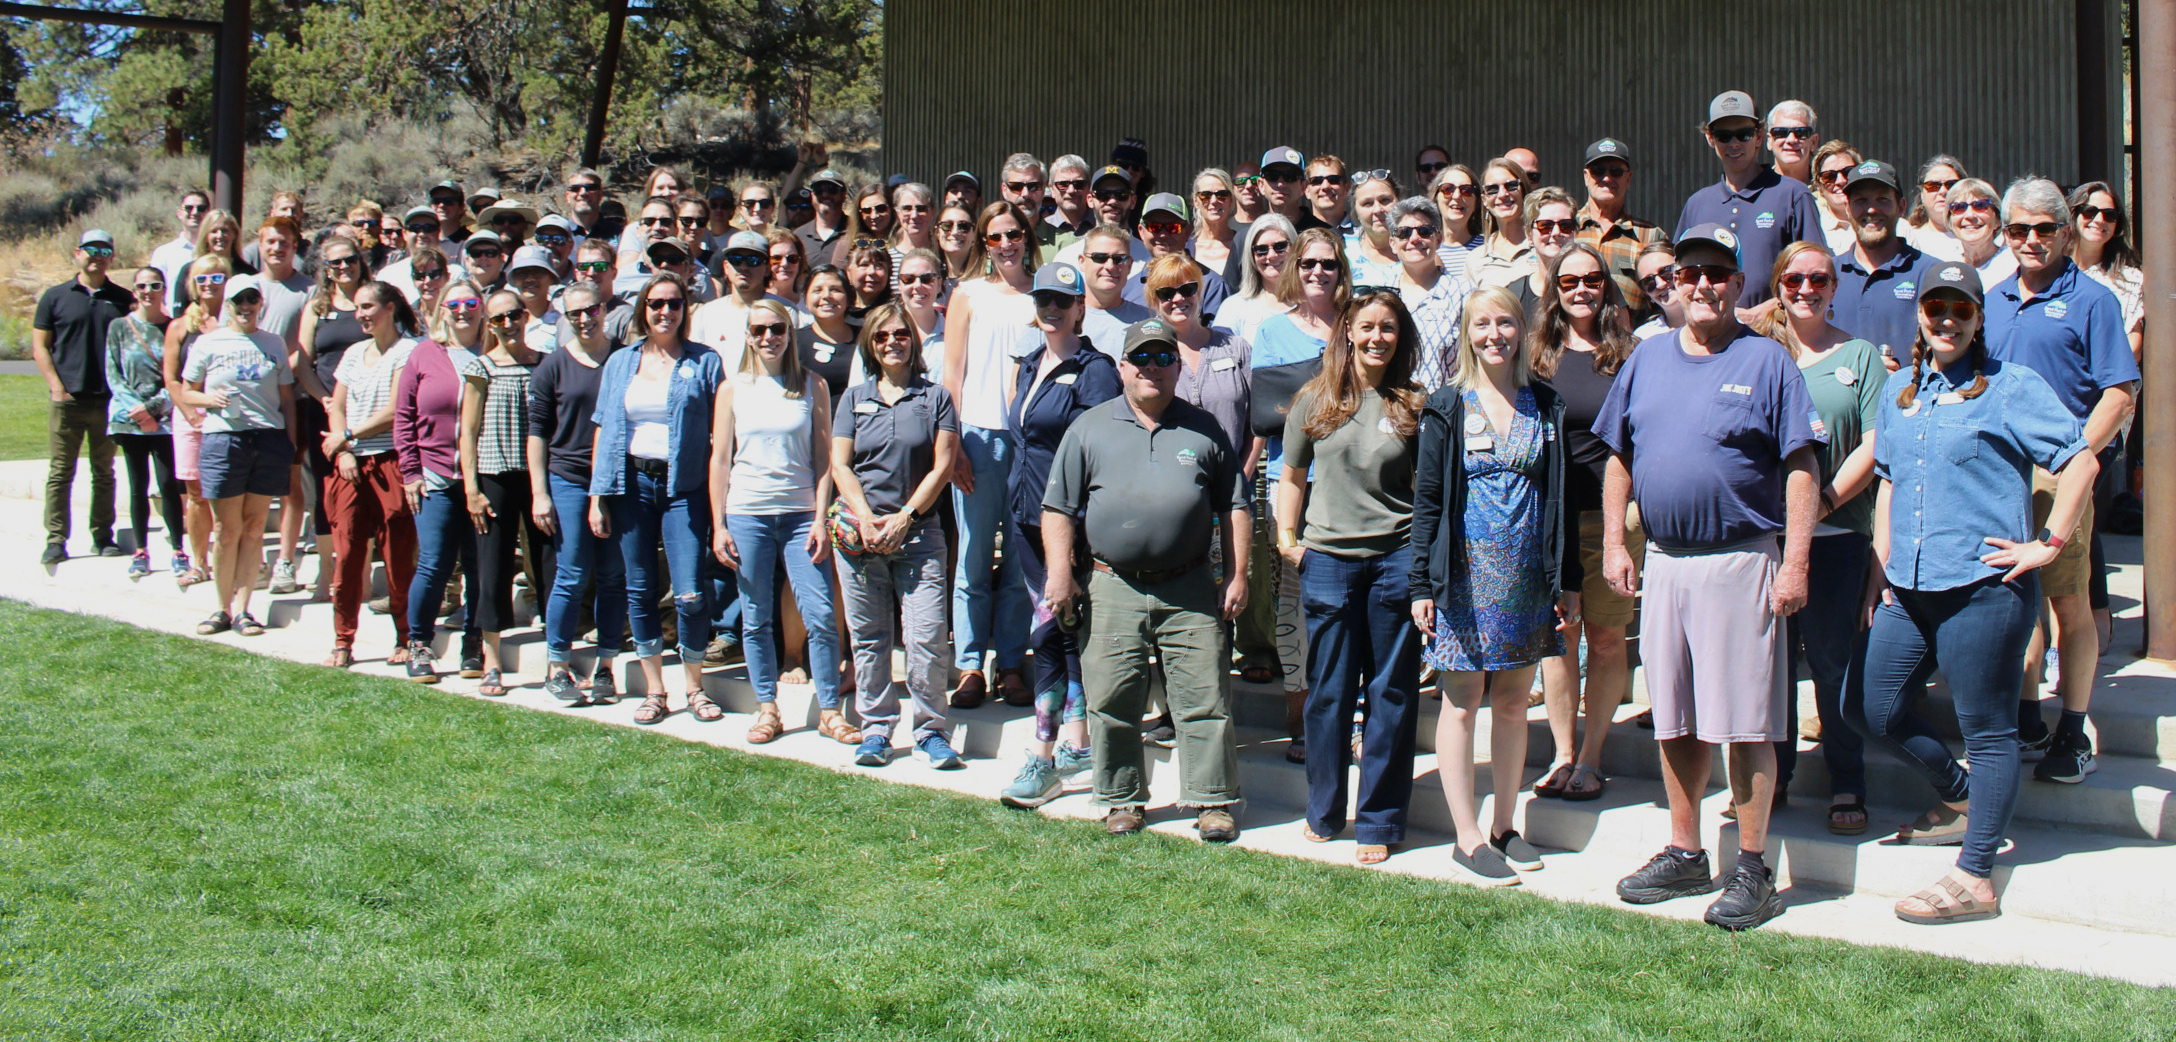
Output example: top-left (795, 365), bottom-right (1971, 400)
top-left (1895, 325), bottom-right (1991, 409)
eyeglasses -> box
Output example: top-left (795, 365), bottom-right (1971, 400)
top-left (193, 273), bottom-right (228, 285)
top-left (1081, 251), bottom-right (1126, 265)
top-left (1251, 240), bottom-right (1290, 258)
top-left (488, 310), bottom-right (528, 326)
top-left (1816, 167), bottom-right (1856, 185)
top-left (81, 245), bottom-right (114, 257)
top-left (724, 252), bottom-right (767, 268)
top-left (1125, 349), bottom-right (1179, 368)
top-left (565, 304), bottom-right (604, 319)
top-left (1195, 189), bottom-right (1232, 202)
top-left (2004, 222), bottom-right (2064, 242)
top-left (2076, 205), bottom-right (2122, 223)
top-left (1920, 299), bottom-right (1980, 322)
top-left (1092, 189), bottom-right (1132, 202)
top-left (1436, 182), bottom-right (1479, 199)
top-left (324, 255), bottom-right (360, 267)
top-left (984, 228), bottom-right (1027, 244)
top-left (1153, 281), bottom-right (1200, 303)
top-left (442, 297), bottom-right (484, 312)
top-left (643, 297), bottom-right (685, 311)
top-left (898, 272), bottom-right (940, 285)
top-left (1297, 258), bottom-right (1338, 272)
top-left (748, 322), bottom-right (789, 338)
top-left (938, 220), bottom-right (973, 233)
top-left (1349, 169), bottom-right (1393, 187)
top-left (1233, 174), bottom-right (1261, 187)
top-left (1769, 126), bottom-right (1816, 140)
top-left (869, 329), bottom-right (914, 345)
top-left (1946, 199), bottom-right (1996, 216)
top-left (1673, 264), bottom-right (1737, 287)
top-left (1003, 180), bottom-right (1044, 193)
top-left (1416, 161), bottom-right (1449, 176)
top-left (1555, 272), bottom-right (1608, 291)
top-left (574, 261), bottom-right (611, 273)
top-left (406, 223), bottom-right (439, 234)
top-left (568, 182), bottom-right (602, 193)
top-left (1481, 181), bottom-right (1522, 197)
top-left (1142, 220), bottom-right (1184, 237)
top-left (412, 268), bottom-right (446, 280)
top-left (467, 247), bottom-right (503, 260)
top-left (1779, 272), bottom-right (1836, 291)
top-left (1710, 127), bottom-right (1759, 144)
top-left (535, 232), bottom-right (570, 246)
top-left (1305, 174), bottom-right (1344, 187)
top-left (675, 215), bottom-right (704, 228)
top-left (742, 197), bottom-right (774, 209)
top-left (1922, 179), bottom-right (1962, 195)
top-left (1262, 169), bottom-right (1302, 184)
top-left (1392, 224), bottom-right (1439, 240)
top-left (859, 204), bottom-right (892, 217)
top-left (1638, 269), bottom-right (1675, 294)
top-left (1531, 218), bottom-right (1578, 235)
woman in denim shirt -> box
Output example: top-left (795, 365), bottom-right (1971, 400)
top-left (1857, 262), bottom-right (2094, 925)
top-left (589, 272), bottom-right (726, 725)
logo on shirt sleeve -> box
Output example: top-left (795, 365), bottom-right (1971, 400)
top-left (1807, 409), bottom-right (1827, 438)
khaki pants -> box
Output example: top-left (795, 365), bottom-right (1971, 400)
top-left (1084, 565), bottom-right (1240, 809)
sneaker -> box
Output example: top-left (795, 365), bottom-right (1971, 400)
top-left (1054, 742), bottom-right (1093, 777)
top-left (368, 595), bottom-right (392, 615)
top-left (1104, 806), bottom-right (1146, 835)
top-left (1143, 713), bottom-right (1177, 748)
top-left (589, 664), bottom-right (619, 705)
top-left (1704, 864), bottom-right (1785, 931)
top-left (855, 734), bottom-right (891, 766)
top-left (1490, 830), bottom-right (1544, 872)
top-left (2018, 729), bottom-right (2054, 763)
top-left (269, 558), bottom-right (301, 594)
top-left (1194, 808), bottom-right (1239, 843)
top-left (917, 732), bottom-right (964, 770)
top-left (95, 540), bottom-right (126, 558)
top-left (1616, 848), bottom-right (1716, 904)
top-left (170, 551), bottom-right (191, 578)
top-left (406, 643), bottom-right (439, 684)
top-left (1452, 842), bottom-right (1522, 887)
top-left (126, 550), bottom-right (151, 580)
top-left (544, 668), bottom-right (582, 703)
top-left (999, 757), bottom-right (1061, 808)
top-left (459, 648), bottom-right (484, 679)
top-left (2034, 733), bottom-right (2098, 783)
top-left (704, 634), bottom-right (744, 665)
top-left (40, 543), bottom-right (65, 566)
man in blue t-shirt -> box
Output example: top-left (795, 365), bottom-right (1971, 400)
top-left (1593, 223), bottom-right (1824, 932)
top-left (1982, 176), bottom-right (2140, 784)
top-left (1675, 90), bottom-right (1823, 310)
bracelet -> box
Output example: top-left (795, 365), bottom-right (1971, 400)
top-left (1276, 530), bottom-right (1299, 549)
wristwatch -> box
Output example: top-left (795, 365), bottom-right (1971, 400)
top-left (2039, 527), bottom-right (2066, 551)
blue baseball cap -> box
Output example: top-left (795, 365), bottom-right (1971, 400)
top-left (1675, 222), bottom-right (1742, 269)
top-left (1031, 262), bottom-right (1085, 297)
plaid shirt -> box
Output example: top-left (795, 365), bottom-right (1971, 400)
top-left (1401, 266), bottom-right (1474, 393)
top-left (1574, 201), bottom-right (1664, 292)
top-left (477, 355), bottom-right (535, 475)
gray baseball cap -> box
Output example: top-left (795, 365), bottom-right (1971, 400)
top-left (1707, 90), bottom-right (1758, 125)
top-left (1141, 193), bottom-right (1190, 221)
top-left (78, 228), bottom-right (115, 248)
top-left (1031, 262), bottom-right (1085, 297)
top-left (723, 230), bottom-right (769, 254)
top-left (1675, 222), bottom-right (1743, 268)
top-left (1260, 146), bottom-right (1305, 172)
top-left (508, 245), bottom-right (557, 276)
top-left (1122, 318), bottom-right (1179, 354)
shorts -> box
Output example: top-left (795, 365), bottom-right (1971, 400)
top-left (1639, 537), bottom-right (1788, 744)
top-left (2030, 466), bottom-right (2095, 599)
top-left (174, 422), bottom-right (203, 482)
top-left (1577, 503), bottom-right (1646, 629)
top-left (200, 428), bottom-right (295, 500)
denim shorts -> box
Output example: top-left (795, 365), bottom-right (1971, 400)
top-left (199, 428), bottom-right (294, 500)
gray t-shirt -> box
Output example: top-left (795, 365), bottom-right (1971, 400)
top-left (1282, 391), bottom-right (1416, 557)
top-left (1081, 298), bottom-right (1152, 359)
top-left (831, 377), bottom-right (958, 514)
top-left (184, 328), bottom-right (295, 433)
top-left (256, 271), bottom-right (316, 345)
top-left (1043, 396), bottom-right (1245, 572)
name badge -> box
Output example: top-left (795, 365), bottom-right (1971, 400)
top-left (1378, 417), bottom-right (1398, 435)
top-left (1466, 436), bottom-right (1494, 453)
top-left (1464, 412), bottom-right (1487, 435)
top-left (853, 400), bottom-right (880, 415)
top-left (1210, 357), bottom-right (1238, 372)
top-left (1836, 368), bottom-right (1856, 386)
top-left (1936, 392), bottom-right (1965, 405)
top-left (1054, 373), bottom-right (1078, 385)
top-left (678, 363), bottom-right (695, 380)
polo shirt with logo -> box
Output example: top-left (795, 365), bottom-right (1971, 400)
top-left (1043, 397), bottom-right (1245, 572)
top-left (1829, 241), bottom-right (1938, 362)
top-left (1984, 259), bottom-right (2138, 422)
top-left (1674, 168), bottom-right (1823, 307)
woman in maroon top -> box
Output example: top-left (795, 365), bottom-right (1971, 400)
top-left (394, 278), bottom-right (491, 685)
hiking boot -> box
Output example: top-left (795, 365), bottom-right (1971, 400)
top-left (1705, 864), bottom-right (1785, 931)
top-left (269, 558), bottom-right (301, 594)
top-left (1194, 808), bottom-right (1239, 843)
top-left (917, 732), bottom-right (964, 770)
top-left (2034, 732), bottom-right (2098, 784)
top-left (1617, 847), bottom-right (1716, 904)
top-left (999, 757), bottom-right (1061, 808)
top-left (1104, 806), bottom-right (1146, 836)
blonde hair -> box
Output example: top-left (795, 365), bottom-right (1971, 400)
top-left (179, 253), bottom-right (235, 334)
top-left (428, 278), bottom-right (487, 344)
top-left (1450, 284), bottom-right (1531, 391)
top-left (739, 297), bottom-right (808, 398)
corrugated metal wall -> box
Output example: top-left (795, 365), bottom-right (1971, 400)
top-left (885, 0), bottom-right (2082, 222)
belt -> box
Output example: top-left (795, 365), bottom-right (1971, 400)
top-left (1091, 557), bottom-right (1204, 586)
top-left (628, 455), bottom-right (669, 478)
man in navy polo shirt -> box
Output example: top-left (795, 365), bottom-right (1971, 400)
top-left (1596, 223), bottom-right (1823, 932)
top-left (1983, 176), bottom-right (2138, 784)
top-left (31, 228), bottom-right (134, 565)
top-left (1828, 160), bottom-right (1938, 366)
top-left (1676, 90), bottom-right (1822, 309)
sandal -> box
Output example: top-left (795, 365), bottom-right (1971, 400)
top-left (633, 693), bottom-right (671, 725)
top-left (817, 708), bottom-right (862, 745)
top-left (1238, 660), bottom-right (1277, 685)
top-left (478, 669), bottom-right (507, 697)
top-left (688, 690), bottom-right (724, 722)
top-left (324, 646), bottom-right (354, 669)
top-left (177, 567), bottom-right (209, 589)
top-left (195, 611), bottom-right (232, 635)
top-left (1895, 802), bottom-right (1969, 846)
top-left (747, 704), bottom-right (784, 743)
top-left (1356, 844), bottom-right (1391, 866)
top-left (1562, 764), bottom-right (1606, 802)
top-left (388, 644), bottom-right (412, 666)
top-left (1532, 762), bottom-right (1575, 798)
top-left (232, 612), bottom-right (265, 636)
top-left (996, 668), bottom-right (1032, 707)
top-left (1829, 795), bottom-right (1869, 836)
top-left (1300, 825), bottom-right (1335, 843)
top-left (1895, 874), bottom-right (2001, 925)
top-left (949, 671), bottom-right (987, 709)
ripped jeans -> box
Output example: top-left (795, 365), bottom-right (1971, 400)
top-left (610, 465), bottom-right (710, 661)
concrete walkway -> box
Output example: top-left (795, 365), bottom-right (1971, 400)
top-left (7, 458), bottom-right (2174, 988)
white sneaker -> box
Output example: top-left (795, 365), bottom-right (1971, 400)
top-left (268, 558), bottom-right (301, 594)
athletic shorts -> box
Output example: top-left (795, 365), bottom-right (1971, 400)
top-left (1640, 537), bottom-right (1788, 744)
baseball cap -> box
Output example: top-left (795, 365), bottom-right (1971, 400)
top-left (403, 205), bottom-right (438, 224)
top-left (1141, 193), bottom-right (1189, 221)
top-left (1675, 222), bottom-right (1742, 269)
top-left (706, 184), bottom-right (733, 201)
top-left (646, 237), bottom-right (692, 264)
top-left (1111, 137), bottom-right (1149, 167)
top-left (1707, 90), bottom-right (1758, 126)
top-left (724, 230), bottom-right (768, 254)
top-left (1917, 262), bottom-right (1986, 305)
top-left (943, 170), bottom-right (979, 190)
top-left (430, 179), bottom-right (465, 198)
top-left (1091, 164), bottom-right (1134, 189)
top-left (808, 168), bottom-right (846, 189)
top-left (1843, 159), bottom-right (1902, 195)
top-left (535, 214), bottom-right (575, 235)
top-left (1583, 138), bottom-right (1632, 167)
top-left (77, 228), bottom-right (115, 248)
top-left (1260, 146), bottom-right (1305, 171)
top-left (508, 245), bottom-right (557, 276)
top-left (222, 272), bottom-right (263, 300)
top-left (885, 173), bottom-right (910, 189)
top-left (1122, 318), bottom-right (1179, 354)
top-left (463, 230), bottom-right (504, 253)
top-left (467, 187), bottom-right (500, 209)
top-left (1031, 262), bottom-right (1085, 297)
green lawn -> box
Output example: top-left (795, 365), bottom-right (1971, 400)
top-left (0, 374), bottom-right (49, 461)
top-left (0, 601), bottom-right (2168, 1040)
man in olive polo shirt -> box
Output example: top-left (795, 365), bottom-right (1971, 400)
top-left (32, 229), bottom-right (134, 565)
top-left (1042, 319), bottom-right (1250, 841)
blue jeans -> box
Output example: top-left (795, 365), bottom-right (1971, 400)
top-left (608, 467), bottom-right (710, 661)
top-left (951, 424), bottom-right (1027, 673)
top-left (1299, 546), bottom-right (1422, 845)
top-left (406, 485), bottom-right (479, 647)
top-left (1779, 531), bottom-right (1870, 797)
top-left (545, 472), bottom-right (627, 667)
top-left (728, 511), bottom-right (842, 708)
top-left (1848, 573), bottom-right (2036, 877)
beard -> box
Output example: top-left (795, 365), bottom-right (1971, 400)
top-left (1854, 219), bottom-right (1896, 249)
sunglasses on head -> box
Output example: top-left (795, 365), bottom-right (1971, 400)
top-left (724, 251), bottom-right (767, 268)
top-left (442, 297), bottom-right (484, 312)
top-left (2005, 222), bottom-right (2064, 242)
top-left (984, 228), bottom-right (1027, 244)
top-left (1674, 263), bottom-right (1737, 286)
top-left (1780, 272), bottom-right (1835, 291)
top-left (1349, 169), bottom-right (1393, 186)
top-left (1531, 218), bottom-right (1578, 235)
top-left (1920, 298), bottom-right (1979, 322)
top-left (643, 297), bottom-right (684, 311)
top-left (1153, 281), bottom-right (1200, 303)
top-left (1392, 224), bottom-right (1439, 240)
top-left (747, 321), bottom-right (788, 337)
top-left (1710, 127), bottom-right (1759, 144)
top-left (1769, 126), bottom-right (1816, 140)
top-left (1555, 272), bottom-right (1608, 291)
top-left (1126, 349), bottom-right (1178, 368)
top-left (851, 237), bottom-right (885, 251)
top-left (1251, 239), bottom-right (1290, 257)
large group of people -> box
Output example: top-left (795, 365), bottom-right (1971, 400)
top-left (31, 90), bottom-right (2146, 933)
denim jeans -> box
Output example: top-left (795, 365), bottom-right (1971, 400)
top-left (950, 424), bottom-right (1027, 673)
top-left (1299, 546), bottom-right (1422, 845)
top-left (545, 472), bottom-right (627, 666)
top-left (407, 485), bottom-right (479, 647)
top-left (728, 511), bottom-right (841, 708)
top-left (610, 467), bottom-right (710, 661)
top-left (1084, 565), bottom-right (1239, 809)
top-left (839, 519), bottom-right (949, 740)
top-left (1848, 573), bottom-right (2036, 878)
top-left (1779, 531), bottom-right (1870, 797)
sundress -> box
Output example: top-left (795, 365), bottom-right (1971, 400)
top-left (1423, 386), bottom-right (1564, 672)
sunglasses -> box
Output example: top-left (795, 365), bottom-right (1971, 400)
top-left (897, 204), bottom-right (930, 215)
top-left (858, 204), bottom-right (892, 217)
top-left (1416, 161), bottom-right (1449, 176)
top-left (2076, 205), bottom-right (2122, 223)
top-left (467, 247), bottom-right (503, 259)
top-left (1081, 251), bottom-right (1126, 265)
top-left (1349, 169), bottom-right (1393, 186)
top-left (898, 272), bottom-right (940, 285)
top-left (567, 182), bottom-right (602, 193)
top-left (1816, 167), bottom-right (1856, 185)
top-left (748, 322), bottom-right (789, 337)
top-left (1392, 224), bottom-right (1439, 240)
top-left (1639, 269), bottom-right (1676, 294)
top-left (2005, 222), bottom-right (2064, 242)
top-left (324, 255), bottom-right (360, 267)
top-left (227, 292), bottom-right (262, 306)
top-left (488, 310), bottom-right (528, 326)
top-left (1030, 292), bottom-right (1076, 310)
top-left (1946, 199), bottom-right (1996, 216)
top-left (1092, 189), bottom-right (1132, 202)
top-left (1555, 272), bottom-right (1608, 291)
top-left (1196, 189), bottom-right (1232, 202)
top-left (1142, 221), bottom-right (1185, 237)
top-left (430, 195), bottom-right (462, 206)
top-left (1306, 174), bottom-right (1344, 187)
top-left (442, 297), bottom-right (484, 312)
top-left (638, 216), bottom-right (674, 227)
top-left (194, 273), bottom-right (228, 285)
top-left (938, 220), bottom-right (974, 233)
top-left (406, 223), bottom-right (440, 234)
top-left (1922, 179), bottom-right (1962, 195)
top-left (81, 245), bottom-right (115, 257)
top-left (1920, 299), bottom-right (1980, 322)
top-left (985, 228), bottom-right (1027, 244)
top-left (1003, 181), bottom-right (1044, 193)
top-left (574, 261), bottom-right (611, 273)
top-left (135, 281), bottom-right (165, 292)
top-left (1052, 178), bottom-right (1088, 191)
top-left (1126, 349), bottom-right (1179, 368)
top-left (1262, 169), bottom-right (1302, 184)
top-left (1588, 163), bottom-right (1630, 179)
top-left (770, 254), bottom-right (798, 266)
top-left (412, 268), bottom-right (446, 280)
top-left (565, 304), bottom-right (604, 319)
top-left (1674, 263), bottom-right (1737, 287)
top-left (1481, 181), bottom-right (1522, 197)
top-left (1251, 240), bottom-right (1290, 257)
top-left (674, 215), bottom-right (703, 227)
top-left (1436, 182), bottom-right (1480, 199)
top-left (1233, 174), bottom-right (1261, 187)
top-left (724, 252), bottom-right (767, 268)
top-left (742, 198), bottom-right (775, 209)
top-left (535, 232), bottom-right (570, 246)
top-left (1779, 272), bottom-right (1835, 291)
top-left (1153, 281), bottom-right (1200, 302)
top-left (1769, 126), bottom-right (1816, 140)
top-left (1531, 218), bottom-right (1578, 235)
top-left (1710, 127), bottom-right (1759, 143)
top-left (644, 297), bottom-right (685, 311)
top-left (869, 329), bottom-right (914, 345)
top-left (180, 203), bottom-right (207, 214)
top-left (493, 214), bottom-right (528, 225)
top-left (1297, 257), bottom-right (1339, 272)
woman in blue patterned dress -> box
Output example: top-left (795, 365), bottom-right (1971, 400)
top-left (1409, 284), bottom-right (1580, 886)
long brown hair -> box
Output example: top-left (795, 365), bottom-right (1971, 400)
top-left (1895, 308), bottom-right (1990, 410)
top-left (1299, 291), bottom-right (1424, 440)
top-left (1529, 243), bottom-right (1637, 379)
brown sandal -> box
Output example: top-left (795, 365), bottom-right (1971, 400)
top-left (817, 708), bottom-right (862, 745)
top-left (324, 646), bottom-right (354, 669)
top-left (633, 694), bottom-right (670, 725)
top-left (688, 691), bottom-right (724, 722)
top-left (1300, 825), bottom-right (1335, 843)
top-left (1532, 762), bottom-right (1575, 798)
top-left (1896, 874), bottom-right (2000, 925)
top-left (747, 704), bottom-right (784, 743)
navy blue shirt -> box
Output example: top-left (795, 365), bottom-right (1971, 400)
top-left (1593, 326), bottom-right (1826, 549)
top-left (1875, 358), bottom-right (2085, 591)
top-left (1006, 344), bottom-right (1120, 529)
top-left (1829, 242), bottom-right (1940, 362)
top-left (1675, 169), bottom-right (1823, 307)
top-left (1984, 259), bottom-right (2139, 422)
